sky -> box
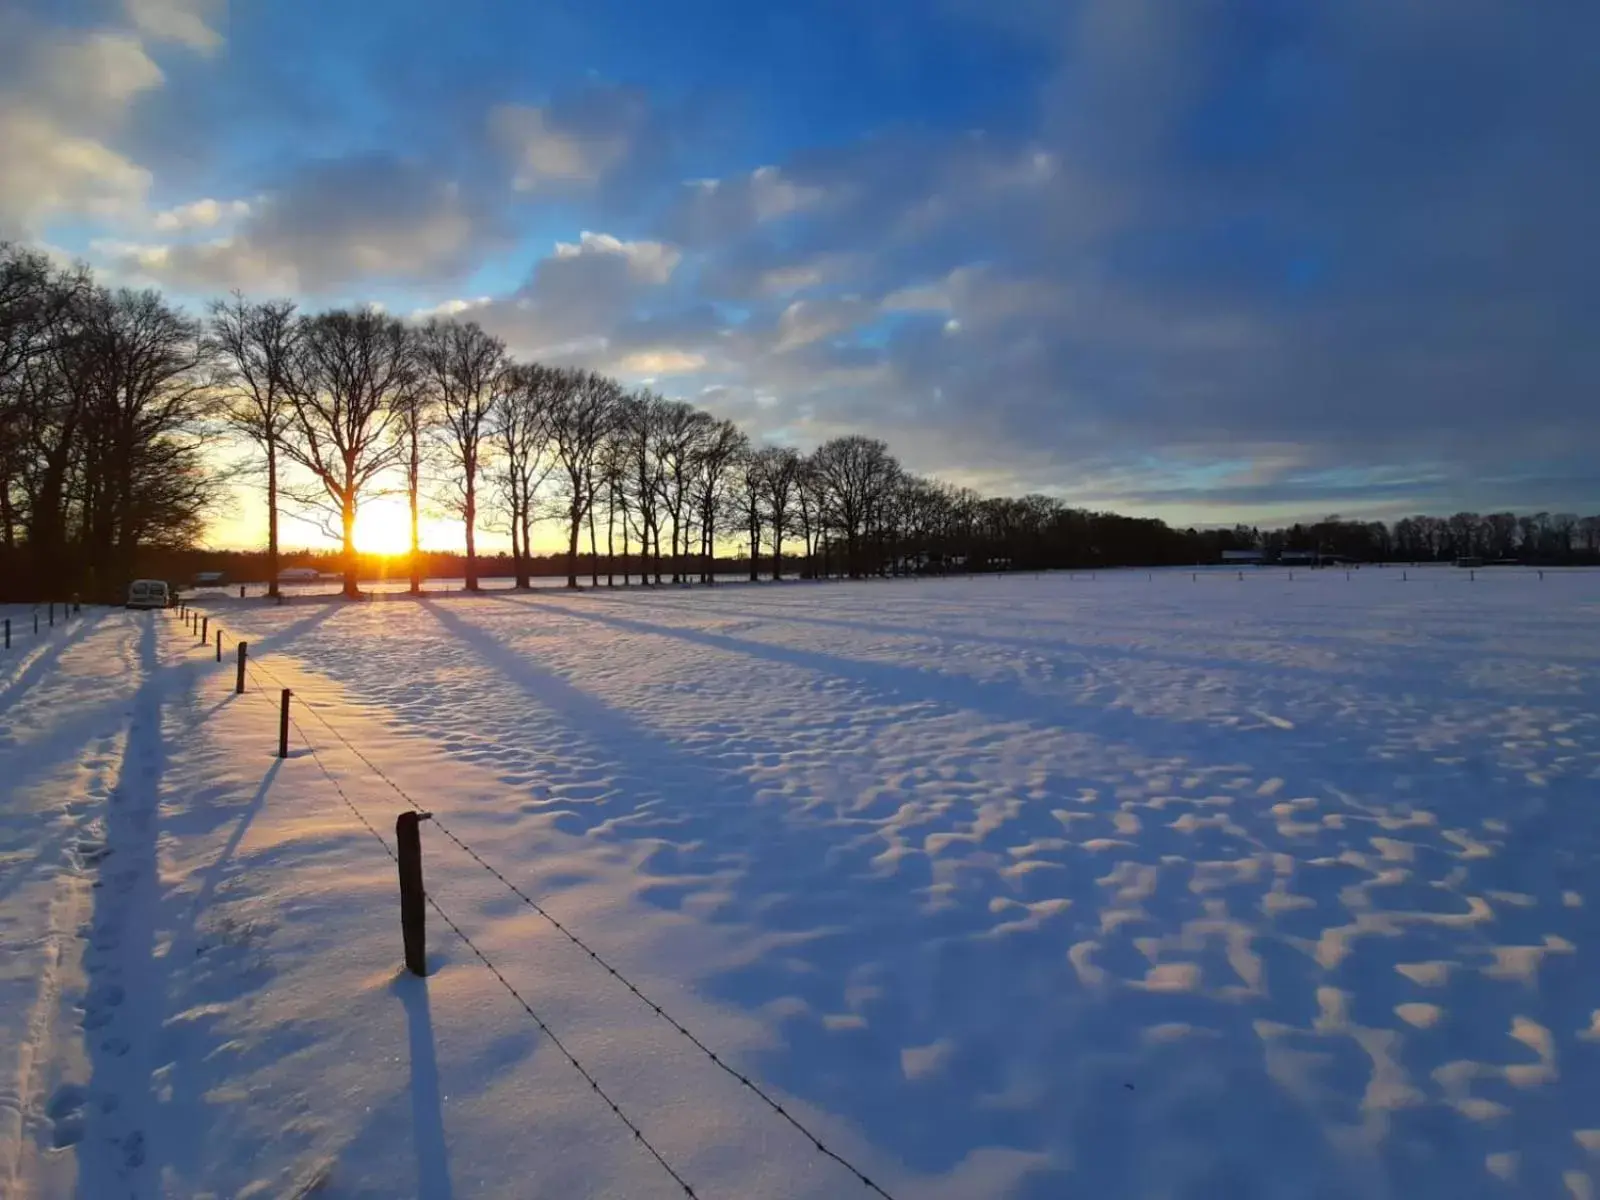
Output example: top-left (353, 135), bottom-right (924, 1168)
top-left (4, 0), bottom-right (1597, 552)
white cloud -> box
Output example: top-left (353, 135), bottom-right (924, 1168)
top-left (124, 0), bottom-right (222, 54)
top-left (773, 298), bottom-right (869, 353)
top-left (553, 231), bottom-right (681, 285)
top-left (616, 349), bottom-right (706, 375)
top-left (748, 165), bottom-right (827, 222)
top-left (410, 296), bottom-right (494, 320)
top-left (0, 16), bottom-right (214, 236)
top-left (151, 196), bottom-right (252, 232)
top-left (489, 103), bottom-right (630, 190)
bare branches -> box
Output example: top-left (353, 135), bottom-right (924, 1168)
top-left (277, 307), bottom-right (416, 596)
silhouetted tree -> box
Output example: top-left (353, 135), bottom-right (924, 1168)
top-left (207, 293), bottom-right (298, 597)
top-left (278, 308), bottom-right (415, 598)
top-left (417, 319), bottom-right (507, 592)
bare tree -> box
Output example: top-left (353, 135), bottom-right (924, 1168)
top-left (548, 369), bottom-right (619, 588)
top-left (490, 363), bottom-right (558, 588)
top-left (65, 288), bottom-right (217, 595)
top-left (690, 418), bottom-right (745, 583)
top-left (757, 446), bottom-right (803, 581)
top-left (391, 367), bottom-right (432, 594)
top-left (810, 435), bottom-right (898, 578)
top-left (737, 449), bottom-right (768, 583)
top-left (278, 308), bottom-right (415, 599)
top-left (654, 401), bottom-right (709, 583)
top-left (417, 319), bottom-right (506, 591)
top-left (617, 391), bottom-right (665, 585)
top-left (206, 293), bottom-right (298, 596)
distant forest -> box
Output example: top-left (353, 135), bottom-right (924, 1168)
top-left (4, 244), bottom-right (1598, 603)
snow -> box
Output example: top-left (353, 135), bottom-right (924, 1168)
top-left (3, 569), bottom-right (1599, 1198)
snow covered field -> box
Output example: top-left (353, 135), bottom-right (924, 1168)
top-left (3, 571), bottom-right (1598, 1198)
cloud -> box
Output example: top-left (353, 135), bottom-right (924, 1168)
top-left (488, 86), bottom-right (654, 193)
top-left (150, 196), bottom-right (251, 232)
top-left (615, 349), bottom-right (706, 376)
top-left (0, 21), bottom-right (167, 235)
top-left (124, 0), bottom-right (222, 54)
top-left (101, 157), bottom-right (504, 294)
top-left (553, 232), bottom-right (681, 285)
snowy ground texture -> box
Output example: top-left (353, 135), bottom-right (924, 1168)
top-left (4, 569), bottom-right (1599, 1199)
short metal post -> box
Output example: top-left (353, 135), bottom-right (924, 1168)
top-left (239, 585), bottom-right (246, 599)
top-left (34, 613), bottom-right (38, 634)
top-left (236, 641), bottom-right (247, 694)
top-left (278, 689), bottom-right (291, 758)
top-left (201, 615), bottom-right (208, 644)
top-left (216, 630), bottom-right (222, 661)
top-left (397, 812), bottom-right (434, 976)
top-left (1470, 570), bottom-right (1475, 583)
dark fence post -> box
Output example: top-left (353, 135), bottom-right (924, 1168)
top-left (3, 618), bottom-right (8, 649)
top-left (236, 642), bottom-right (248, 694)
top-left (34, 612), bottom-right (38, 634)
top-left (215, 630), bottom-right (222, 662)
top-left (278, 689), bottom-right (292, 758)
top-left (49, 603), bottom-right (55, 626)
top-left (201, 615), bottom-right (208, 644)
top-left (240, 585), bottom-right (246, 599)
top-left (397, 812), bottom-right (434, 976)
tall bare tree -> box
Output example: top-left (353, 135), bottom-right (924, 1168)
top-left (691, 418), bottom-right (745, 583)
top-left (206, 293), bottom-right (298, 597)
top-left (549, 369), bottom-right (619, 588)
top-left (391, 367), bottom-right (431, 594)
top-left (490, 363), bottom-right (558, 588)
top-left (278, 308), bottom-right (414, 599)
top-left (757, 446), bottom-right (803, 581)
top-left (417, 319), bottom-right (506, 591)
top-left (811, 435), bottom-right (898, 578)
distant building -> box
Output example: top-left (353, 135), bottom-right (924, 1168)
top-left (193, 570), bottom-right (227, 586)
top-left (1279, 550), bottom-right (1320, 566)
top-left (1221, 550), bottom-right (1265, 564)
top-left (277, 567), bottom-right (320, 582)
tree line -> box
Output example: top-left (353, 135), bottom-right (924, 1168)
top-left (4, 244), bottom-right (1598, 603)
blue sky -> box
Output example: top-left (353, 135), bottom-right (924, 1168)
top-left (4, 0), bottom-right (1597, 544)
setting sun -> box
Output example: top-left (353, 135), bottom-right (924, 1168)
top-left (352, 498), bottom-right (413, 555)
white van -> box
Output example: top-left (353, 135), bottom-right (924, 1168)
top-left (126, 579), bottom-right (170, 610)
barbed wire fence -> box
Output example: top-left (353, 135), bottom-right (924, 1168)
top-left (168, 599), bottom-right (898, 1200)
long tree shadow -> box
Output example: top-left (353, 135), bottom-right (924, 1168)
top-left (518, 596), bottom-right (1398, 788)
top-left (77, 616), bottom-right (178, 1198)
top-left (0, 609), bottom-right (104, 714)
top-left (416, 597), bottom-right (1404, 1185)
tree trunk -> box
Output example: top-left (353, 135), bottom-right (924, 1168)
top-left (342, 493), bottom-right (360, 599)
top-left (266, 439), bottom-right (281, 598)
top-left (749, 516), bottom-right (760, 582)
top-left (588, 504), bottom-right (600, 588)
top-left (408, 430), bottom-right (422, 595)
top-left (463, 470), bottom-right (479, 591)
top-left (566, 504), bottom-right (581, 588)
top-left (605, 489), bottom-right (615, 587)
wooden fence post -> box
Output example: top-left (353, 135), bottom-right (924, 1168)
top-left (201, 615), bottom-right (208, 644)
top-left (278, 689), bottom-right (292, 758)
top-left (236, 641), bottom-right (248, 694)
top-left (397, 812), bottom-right (434, 976)
top-left (215, 630), bottom-right (222, 662)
